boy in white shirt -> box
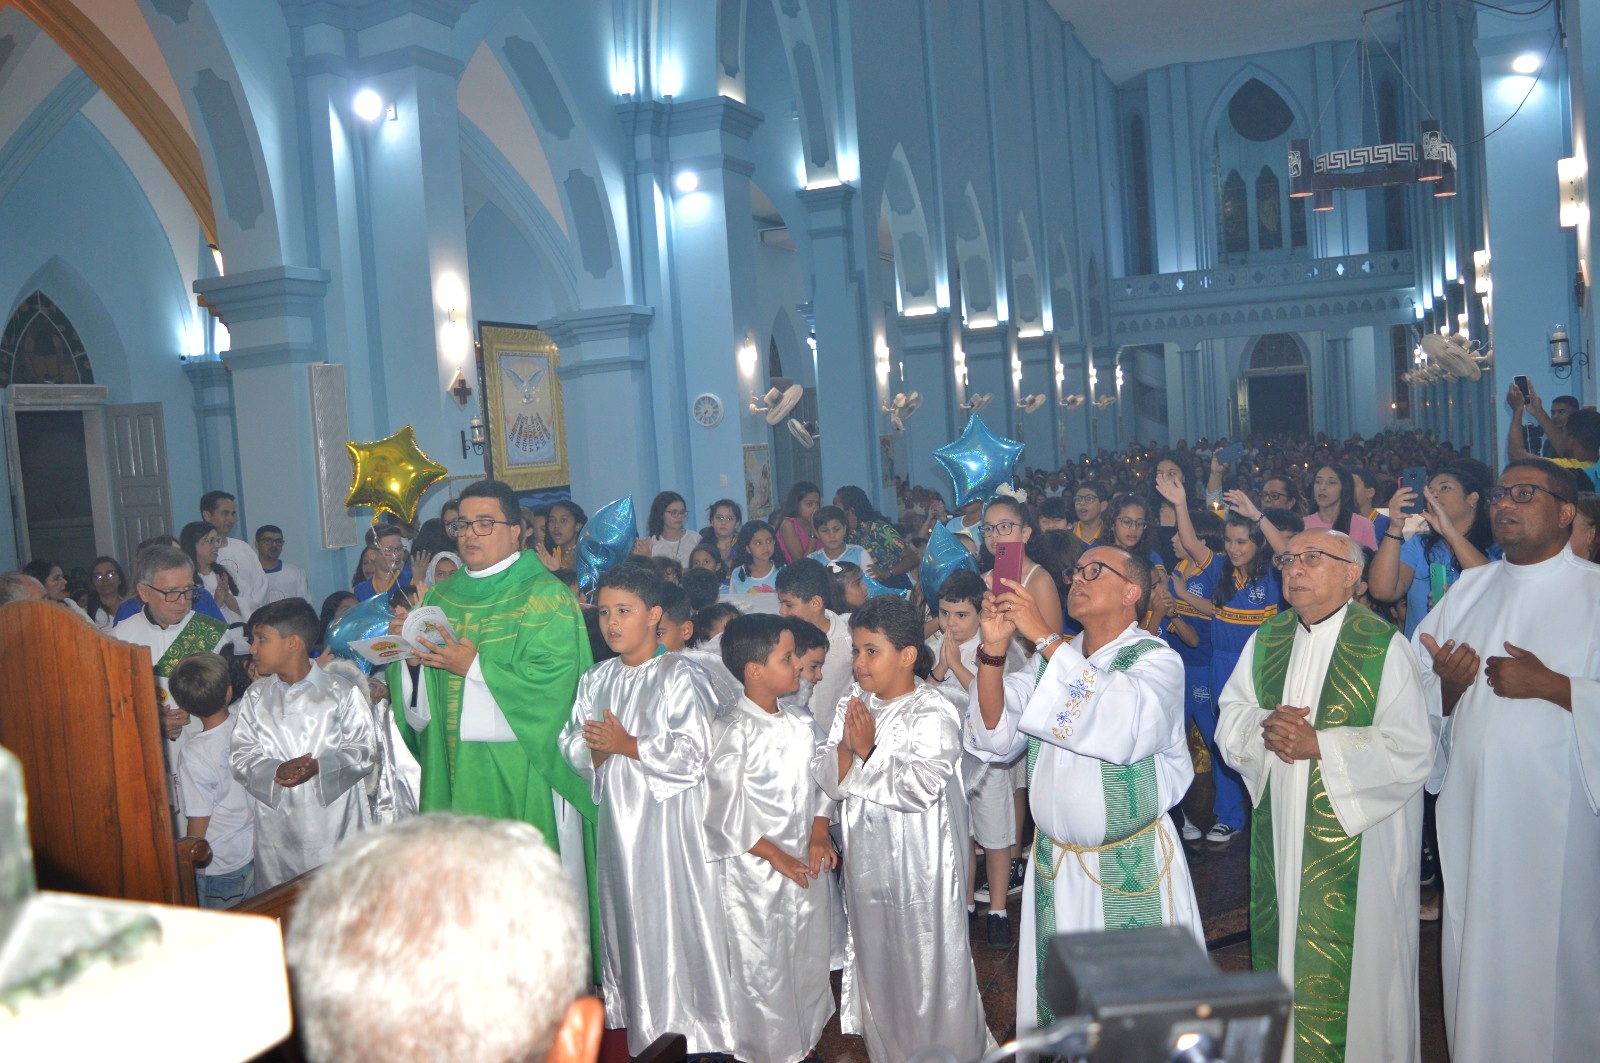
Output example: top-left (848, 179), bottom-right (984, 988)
top-left (171, 652), bottom-right (256, 908)
top-left (927, 569), bottom-right (1021, 947)
top-left (775, 559), bottom-right (855, 742)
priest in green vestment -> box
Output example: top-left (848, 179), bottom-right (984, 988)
top-left (1216, 529), bottom-right (1433, 1063)
top-left (391, 480), bottom-right (598, 962)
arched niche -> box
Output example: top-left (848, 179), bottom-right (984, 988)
top-left (0, 291), bottom-right (92, 387)
top-left (878, 144), bottom-right (938, 316)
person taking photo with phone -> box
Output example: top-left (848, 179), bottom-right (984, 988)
top-left (1368, 460), bottom-right (1498, 637)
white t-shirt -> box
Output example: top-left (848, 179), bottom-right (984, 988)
top-left (646, 531), bottom-right (702, 568)
top-left (176, 716), bottom-right (255, 875)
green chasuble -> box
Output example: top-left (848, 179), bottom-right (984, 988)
top-left (390, 551), bottom-right (599, 968)
top-left (1248, 603), bottom-right (1391, 1063)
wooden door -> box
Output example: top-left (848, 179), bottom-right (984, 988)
top-left (105, 403), bottom-right (172, 562)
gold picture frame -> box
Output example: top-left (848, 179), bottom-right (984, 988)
top-left (481, 323), bottom-right (569, 491)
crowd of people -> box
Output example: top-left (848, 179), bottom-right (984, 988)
top-left (2, 414), bottom-right (1598, 1063)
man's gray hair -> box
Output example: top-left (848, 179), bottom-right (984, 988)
top-left (1308, 528), bottom-right (1365, 567)
top-left (0, 572), bottom-right (43, 606)
top-left (133, 545), bottom-right (193, 587)
top-left (286, 813), bottom-right (588, 1063)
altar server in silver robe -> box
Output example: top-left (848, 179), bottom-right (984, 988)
top-left (559, 564), bottom-right (736, 1057)
top-left (230, 599), bottom-right (377, 890)
top-left (810, 596), bottom-right (994, 1062)
top-left (705, 615), bottom-right (836, 1063)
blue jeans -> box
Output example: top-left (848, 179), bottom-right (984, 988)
top-left (197, 861), bottom-right (256, 909)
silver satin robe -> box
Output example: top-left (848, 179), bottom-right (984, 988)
top-left (229, 663), bottom-right (377, 889)
top-left (559, 653), bottom-right (736, 1056)
top-left (810, 681), bottom-right (995, 1062)
top-left (705, 697), bottom-right (837, 1063)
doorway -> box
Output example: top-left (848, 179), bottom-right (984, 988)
top-left (1244, 372), bottom-right (1312, 438)
top-left (14, 408), bottom-right (97, 571)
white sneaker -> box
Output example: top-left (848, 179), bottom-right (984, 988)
top-left (1180, 818), bottom-right (1202, 842)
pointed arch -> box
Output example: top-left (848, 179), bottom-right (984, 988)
top-left (1, 290), bottom-right (92, 386)
top-left (879, 144), bottom-right (937, 315)
top-left (1197, 62), bottom-right (1312, 154)
top-left (10, 0), bottom-right (214, 241)
top-left (1256, 165), bottom-right (1282, 251)
top-left (1009, 211), bottom-right (1043, 333)
top-left (955, 183), bottom-right (997, 327)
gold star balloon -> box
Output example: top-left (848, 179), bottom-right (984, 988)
top-left (345, 425), bottom-right (448, 525)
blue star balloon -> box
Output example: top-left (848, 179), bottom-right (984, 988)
top-left (324, 591), bottom-right (397, 674)
top-left (862, 569), bottom-right (911, 600)
top-left (918, 522), bottom-right (978, 601)
top-left (933, 415), bottom-right (1025, 510)
top-left (576, 496), bottom-right (637, 594)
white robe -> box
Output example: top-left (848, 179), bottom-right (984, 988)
top-left (558, 652), bottom-right (737, 1056)
top-left (229, 663), bottom-right (377, 889)
top-left (808, 610), bottom-right (857, 743)
top-left (1412, 549), bottom-right (1600, 1062)
top-left (1217, 604), bottom-right (1433, 1063)
top-left (810, 682), bottom-right (994, 1063)
top-left (112, 608), bottom-right (226, 830)
top-left (217, 535), bottom-right (268, 618)
top-left (968, 622), bottom-right (1203, 1033)
top-left (705, 697), bottom-right (836, 1063)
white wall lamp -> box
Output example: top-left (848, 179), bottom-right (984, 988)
top-left (353, 88), bottom-right (395, 122)
top-left (1559, 157), bottom-right (1587, 229)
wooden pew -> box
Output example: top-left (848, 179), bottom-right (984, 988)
top-left (0, 600), bottom-right (199, 905)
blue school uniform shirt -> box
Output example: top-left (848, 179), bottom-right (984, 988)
top-left (1398, 534), bottom-right (1503, 637)
top-left (809, 544), bottom-right (873, 572)
top-left (1164, 556), bottom-right (1218, 671)
top-left (1203, 552), bottom-right (1283, 669)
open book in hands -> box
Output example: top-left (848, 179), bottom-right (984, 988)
top-left (348, 606), bottom-right (457, 668)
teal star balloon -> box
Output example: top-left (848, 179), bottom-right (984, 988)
top-left (918, 523), bottom-right (978, 601)
top-left (933, 415), bottom-right (1025, 510)
top-left (576, 496), bottom-right (637, 594)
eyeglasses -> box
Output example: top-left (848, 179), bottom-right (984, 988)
top-left (142, 582), bottom-right (198, 602)
top-left (665, 508), bottom-right (686, 517)
top-left (980, 520), bottom-right (1023, 537)
top-left (93, 571), bottom-right (120, 582)
top-left (1486, 483), bottom-right (1569, 506)
top-left (446, 518), bottom-right (520, 537)
top-left (1115, 516), bottom-right (1148, 529)
top-left (1260, 490), bottom-right (1290, 502)
top-left (200, 536), bottom-right (223, 547)
top-left (1067, 560), bottom-right (1133, 585)
top-left (1273, 549), bottom-right (1360, 571)
top-left (712, 514), bottom-right (738, 523)
top-left (257, 536), bottom-right (284, 546)
top-left (1073, 494), bottom-right (1101, 505)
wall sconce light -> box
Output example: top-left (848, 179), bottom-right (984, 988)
top-left (353, 88), bottom-right (395, 122)
top-left (461, 415), bottom-right (487, 458)
top-left (1559, 157), bottom-right (1587, 228)
top-left (675, 171), bottom-right (700, 194)
top-left (1549, 325), bottom-right (1571, 367)
top-left (1473, 249), bottom-right (1491, 294)
top-left (737, 333), bottom-right (759, 376)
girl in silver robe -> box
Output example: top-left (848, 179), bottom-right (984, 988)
top-left (559, 650), bottom-right (737, 1057)
top-left (809, 597), bottom-right (995, 1062)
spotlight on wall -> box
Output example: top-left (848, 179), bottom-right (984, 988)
top-left (1512, 53), bottom-right (1543, 75)
top-left (675, 171), bottom-right (700, 194)
top-left (353, 88), bottom-right (394, 122)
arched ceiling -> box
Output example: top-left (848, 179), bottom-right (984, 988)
top-left (1047, 0), bottom-right (1393, 85)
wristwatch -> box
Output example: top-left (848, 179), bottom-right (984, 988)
top-left (1034, 632), bottom-right (1063, 655)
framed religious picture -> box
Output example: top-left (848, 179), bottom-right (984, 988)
top-left (480, 323), bottom-right (569, 492)
top-left (743, 444), bottom-right (773, 520)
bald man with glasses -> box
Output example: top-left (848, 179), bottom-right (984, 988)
top-left (1217, 528), bottom-right (1432, 1063)
top-left (1413, 457), bottom-right (1600, 1062)
top-left (970, 543), bottom-right (1202, 1039)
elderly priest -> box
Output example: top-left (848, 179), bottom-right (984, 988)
top-left (1217, 528), bottom-right (1433, 1063)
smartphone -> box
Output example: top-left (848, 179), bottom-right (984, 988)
top-left (992, 541), bottom-right (1025, 592)
top-left (1514, 375), bottom-right (1531, 400)
top-left (1215, 441), bottom-right (1244, 465)
top-left (1399, 466), bottom-right (1428, 515)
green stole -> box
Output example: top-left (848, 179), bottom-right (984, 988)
top-left (1248, 603), bottom-right (1392, 1063)
top-left (152, 612), bottom-right (228, 677)
top-left (389, 552), bottom-right (600, 974)
top-left (1027, 635), bottom-right (1166, 1028)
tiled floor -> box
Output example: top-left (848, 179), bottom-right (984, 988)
top-left (815, 834), bottom-right (1451, 1061)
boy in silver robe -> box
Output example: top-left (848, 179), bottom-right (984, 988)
top-left (705, 614), bottom-right (837, 1063)
top-left (559, 564), bottom-right (736, 1057)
